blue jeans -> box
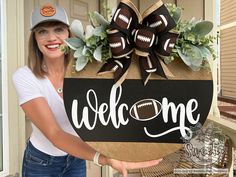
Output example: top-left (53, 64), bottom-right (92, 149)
top-left (22, 141), bottom-right (86, 177)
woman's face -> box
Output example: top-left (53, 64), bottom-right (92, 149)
top-left (34, 24), bottom-right (69, 60)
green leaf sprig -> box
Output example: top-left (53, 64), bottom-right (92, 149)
top-left (63, 11), bottom-right (111, 71)
top-left (165, 3), bottom-right (216, 71)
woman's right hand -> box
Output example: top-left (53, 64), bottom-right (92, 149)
top-left (106, 157), bottom-right (163, 177)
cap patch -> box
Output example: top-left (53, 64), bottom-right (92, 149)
top-left (40, 5), bottom-right (56, 17)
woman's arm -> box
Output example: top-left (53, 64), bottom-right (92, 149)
top-left (21, 97), bottom-right (162, 177)
top-left (21, 97), bottom-right (107, 164)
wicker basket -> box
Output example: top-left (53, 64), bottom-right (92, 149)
top-left (140, 137), bottom-right (232, 177)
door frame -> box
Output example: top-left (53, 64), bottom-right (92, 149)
top-left (0, 0), bottom-right (9, 175)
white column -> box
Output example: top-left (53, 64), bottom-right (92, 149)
top-left (204, 0), bottom-right (220, 118)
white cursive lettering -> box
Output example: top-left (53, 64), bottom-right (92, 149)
top-left (71, 85), bottom-right (129, 130)
top-left (144, 97), bottom-right (200, 140)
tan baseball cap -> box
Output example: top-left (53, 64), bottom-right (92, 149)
top-left (30, 4), bottom-right (69, 30)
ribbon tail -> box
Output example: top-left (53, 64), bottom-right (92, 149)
top-left (139, 56), bottom-right (151, 86)
top-left (149, 54), bottom-right (167, 79)
top-left (159, 59), bottom-right (174, 77)
top-left (114, 57), bottom-right (131, 86)
top-left (139, 54), bottom-right (173, 85)
top-left (97, 57), bottom-right (131, 86)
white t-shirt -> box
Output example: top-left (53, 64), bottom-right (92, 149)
top-left (12, 66), bottom-right (77, 156)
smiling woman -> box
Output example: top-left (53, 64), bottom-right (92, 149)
top-left (12, 3), bottom-right (162, 177)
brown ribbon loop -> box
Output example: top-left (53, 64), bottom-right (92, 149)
top-left (134, 25), bottom-right (156, 56)
top-left (107, 29), bottom-right (133, 58)
top-left (155, 32), bottom-right (179, 56)
top-left (110, 0), bottom-right (141, 36)
top-left (98, 0), bottom-right (178, 85)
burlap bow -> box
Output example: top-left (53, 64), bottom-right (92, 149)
top-left (98, 0), bottom-right (178, 85)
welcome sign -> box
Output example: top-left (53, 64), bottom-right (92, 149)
top-left (63, 0), bottom-right (214, 161)
top-left (64, 59), bottom-right (213, 161)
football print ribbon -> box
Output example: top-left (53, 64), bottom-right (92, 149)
top-left (98, 0), bottom-right (178, 85)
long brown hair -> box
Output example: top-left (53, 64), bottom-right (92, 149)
top-left (28, 21), bottom-right (72, 78)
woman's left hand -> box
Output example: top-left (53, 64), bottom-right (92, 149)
top-left (107, 158), bottom-right (163, 177)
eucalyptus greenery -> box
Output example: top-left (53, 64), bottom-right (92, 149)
top-left (165, 3), bottom-right (216, 71)
top-left (64, 12), bottom-right (111, 71)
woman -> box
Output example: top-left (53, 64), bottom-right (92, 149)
top-left (12, 4), bottom-right (162, 177)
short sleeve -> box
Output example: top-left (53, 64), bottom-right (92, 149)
top-left (12, 67), bottom-right (44, 105)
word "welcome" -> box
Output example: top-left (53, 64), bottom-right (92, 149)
top-left (71, 85), bottom-right (200, 140)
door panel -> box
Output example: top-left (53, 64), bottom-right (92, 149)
top-left (176, 0), bottom-right (204, 20)
top-left (59, 0), bottom-right (98, 26)
top-left (139, 0), bottom-right (175, 14)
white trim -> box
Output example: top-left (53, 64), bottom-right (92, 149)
top-left (220, 21), bottom-right (236, 30)
top-left (0, 0), bottom-right (9, 176)
top-left (15, 0), bottom-right (26, 174)
top-left (204, 0), bottom-right (221, 117)
top-left (102, 166), bottom-right (113, 177)
top-left (216, 27), bottom-right (221, 95)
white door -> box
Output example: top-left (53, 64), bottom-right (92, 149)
top-left (24, 0), bottom-right (101, 177)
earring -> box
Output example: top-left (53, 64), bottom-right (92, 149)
top-left (42, 63), bottom-right (48, 72)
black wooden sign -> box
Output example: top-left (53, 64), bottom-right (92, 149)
top-left (64, 78), bottom-right (213, 143)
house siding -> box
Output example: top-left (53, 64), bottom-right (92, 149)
top-left (220, 0), bottom-right (236, 98)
